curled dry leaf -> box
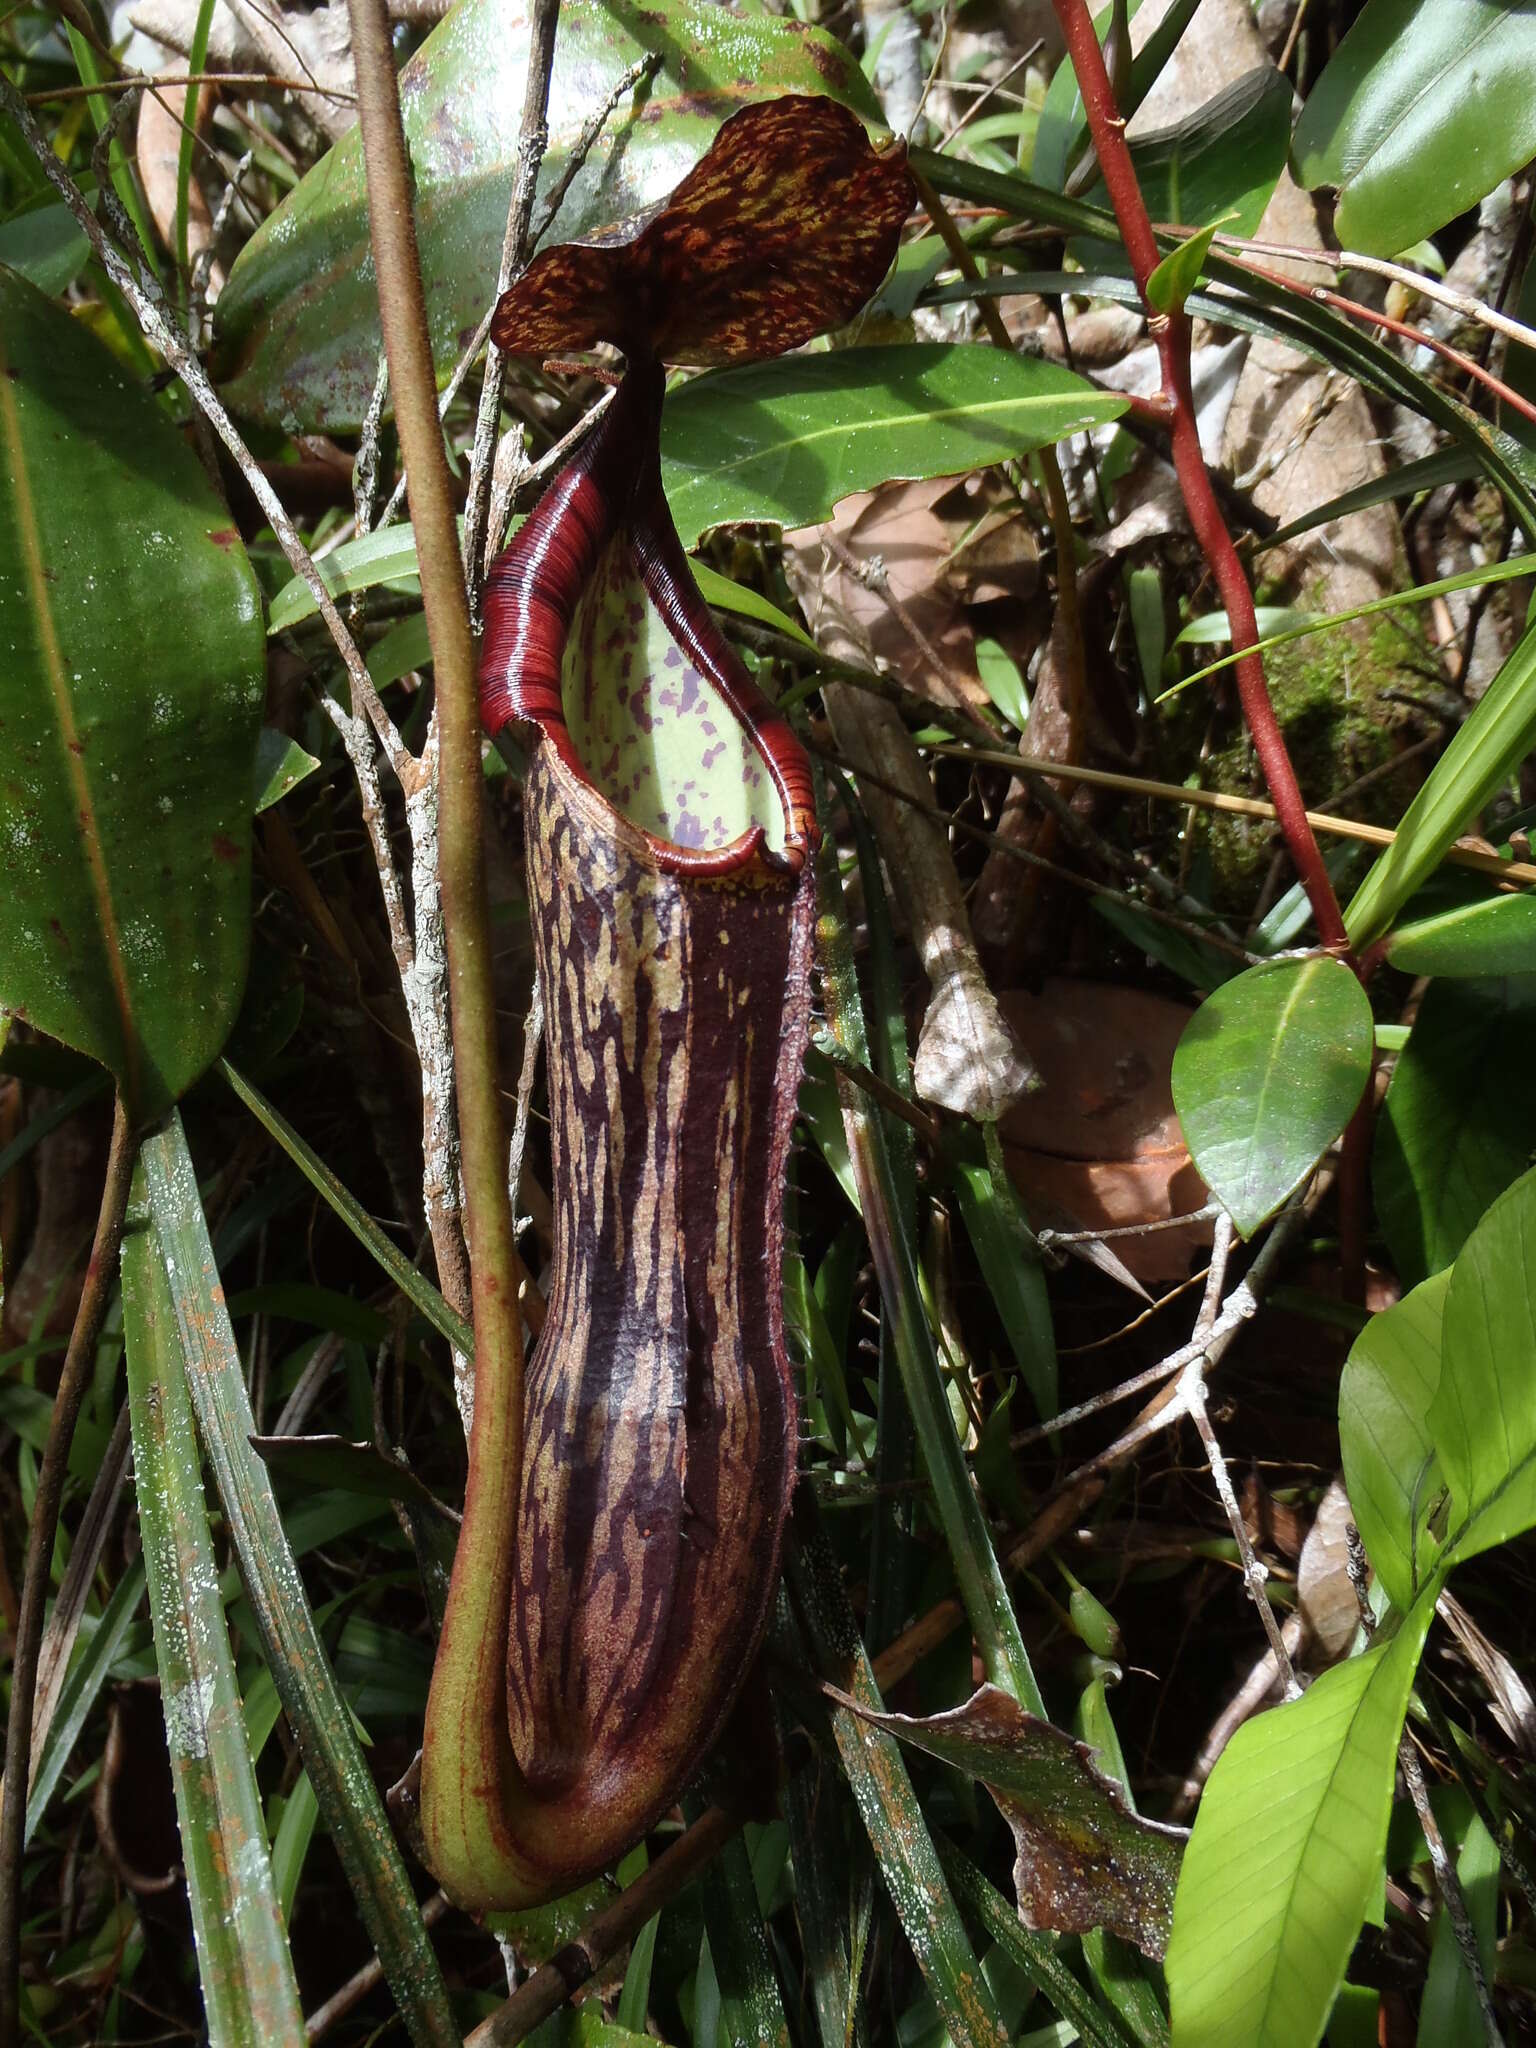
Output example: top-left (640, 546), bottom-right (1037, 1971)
top-left (826, 1680), bottom-right (1187, 1959)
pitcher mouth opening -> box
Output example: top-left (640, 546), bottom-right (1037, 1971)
top-left (478, 360), bottom-right (816, 881)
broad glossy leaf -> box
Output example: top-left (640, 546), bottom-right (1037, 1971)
top-left (661, 344), bottom-right (1127, 542)
top-left (1374, 975), bottom-right (1536, 1285)
top-left (1291, 0), bottom-right (1536, 256)
top-left (1170, 958), bottom-right (1373, 1237)
top-left (1384, 892), bottom-right (1536, 976)
top-left (0, 266), bottom-right (263, 1120)
top-left (1339, 1272), bottom-right (1448, 1612)
top-left (1347, 621), bottom-right (1536, 946)
top-left (833, 1684), bottom-right (1186, 1959)
top-left (122, 1179), bottom-right (305, 2045)
top-left (1433, 1164), bottom-right (1536, 1567)
top-left (1166, 1595), bottom-right (1434, 2048)
top-left (210, 0), bottom-right (881, 430)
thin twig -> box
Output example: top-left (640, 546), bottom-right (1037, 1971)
top-left (461, 0), bottom-right (561, 623)
top-left (466, 1806), bottom-right (741, 2046)
top-left (28, 68), bottom-right (356, 101)
top-left (1401, 1736), bottom-right (1505, 2047)
top-left (305, 1893), bottom-right (451, 2040)
top-left (0, 1096), bottom-right (135, 2042)
top-left (1048, 0), bottom-right (1347, 953)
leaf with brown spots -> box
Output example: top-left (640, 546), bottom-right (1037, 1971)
top-left (827, 1682), bottom-right (1187, 1959)
top-left (490, 94), bottom-right (914, 366)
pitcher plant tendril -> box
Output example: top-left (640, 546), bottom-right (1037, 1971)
top-left (417, 92), bottom-right (913, 1910)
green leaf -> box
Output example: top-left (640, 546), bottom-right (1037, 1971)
top-left (1432, 1164), bottom-right (1536, 1567)
top-left (1384, 892), bottom-right (1536, 977)
top-left (1291, 0), bottom-right (1536, 256)
top-left (1347, 620), bottom-right (1536, 944)
top-left (140, 1113), bottom-right (460, 2048)
top-left (948, 1128), bottom-right (1057, 1423)
top-left (1373, 975), bottom-right (1536, 1286)
top-left (266, 520), bottom-right (438, 632)
top-left (1146, 216), bottom-right (1229, 317)
top-left (1031, 0), bottom-right (1201, 194)
top-left (690, 558), bottom-right (817, 650)
top-left (0, 196), bottom-right (90, 293)
top-left (253, 729), bottom-right (320, 814)
top-left (1170, 958), bottom-right (1374, 1237)
top-left (1339, 1271), bottom-right (1448, 1612)
top-left (1078, 67), bottom-right (1292, 244)
top-left (1166, 1596), bottom-right (1434, 2048)
top-left (660, 345), bottom-right (1127, 543)
top-left (0, 266), bottom-right (263, 1120)
top-left (210, 0), bottom-right (880, 430)
top-left (25, 1558), bottom-right (146, 1850)
top-left (122, 1177), bottom-right (306, 2045)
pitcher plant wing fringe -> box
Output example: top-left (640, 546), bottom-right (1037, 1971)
top-left (418, 91), bottom-right (913, 1910)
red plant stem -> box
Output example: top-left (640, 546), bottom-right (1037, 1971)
top-left (1049, 0), bottom-right (1348, 955)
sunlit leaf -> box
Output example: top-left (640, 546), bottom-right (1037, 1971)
top-left (1339, 1272), bottom-right (1448, 1612)
top-left (1292, 0), bottom-right (1536, 255)
top-left (1166, 1596), bottom-right (1434, 2048)
top-left (1383, 893), bottom-right (1536, 977)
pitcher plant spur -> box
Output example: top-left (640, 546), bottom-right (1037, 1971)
top-left (419, 93), bottom-right (913, 1910)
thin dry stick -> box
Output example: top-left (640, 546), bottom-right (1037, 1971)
top-left (1216, 231), bottom-right (1536, 357)
top-left (1049, 0), bottom-right (1347, 953)
top-left (461, 0), bottom-right (560, 620)
top-left (0, 1096), bottom-right (135, 2043)
top-left (1180, 1213), bottom-right (1299, 1694)
top-left (466, 1805), bottom-right (741, 2047)
top-left (1400, 1737), bottom-right (1505, 2048)
top-left (28, 68), bottom-right (356, 101)
top-left (926, 741), bottom-right (1536, 889)
top-left (305, 1893), bottom-right (451, 2041)
top-left (346, 0), bottom-right (526, 1507)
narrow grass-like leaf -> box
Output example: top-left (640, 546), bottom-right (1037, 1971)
top-left (271, 1771), bottom-right (320, 1929)
top-left (1338, 1272), bottom-right (1448, 1613)
top-left (140, 1112), bottom-right (459, 2048)
top-left (219, 1058), bottom-right (472, 1355)
top-left (266, 520), bottom-right (442, 632)
top-left (691, 1815), bottom-right (792, 2048)
top-left (949, 1126), bottom-right (1057, 1423)
top-left (1431, 1164), bottom-right (1536, 1567)
top-left (1166, 1595), bottom-right (1435, 2048)
top-left (814, 779), bottom-right (1042, 1714)
top-left (661, 345), bottom-right (1127, 542)
top-left (1347, 624), bottom-right (1536, 945)
top-left (121, 1179), bottom-right (305, 2045)
top-left (1374, 975), bottom-right (1536, 1285)
top-left (25, 1557), bottom-right (144, 1849)
top-left (1172, 958), bottom-right (1373, 1237)
top-left (1417, 1811), bottom-right (1499, 2048)
top-left (785, 1503), bottom-right (1009, 2048)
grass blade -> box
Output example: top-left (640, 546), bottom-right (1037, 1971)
top-left (141, 1111), bottom-right (460, 2048)
top-left (122, 1174), bottom-right (305, 2045)
top-left (220, 1058), bottom-right (473, 1356)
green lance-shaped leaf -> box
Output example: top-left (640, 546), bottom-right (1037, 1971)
top-left (209, 0), bottom-right (884, 431)
top-left (140, 1115), bottom-right (459, 2048)
top-left (661, 344), bottom-right (1127, 544)
top-left (1339, 1271), bottom-right (1448, 1614)
top-left (1347, 617), bottom-right (1536, 947)
top-left (1292, 0), bottom-right (1536, 257)
top-left (121, 1176), bottom-right (305, 2047)
top-left (0, 266), bottom-right (263, 1120)
top-left (1166, 1593), bottom-right (1436, 2048)
top-left (1373, 974), bottom-right (1536, 1287)
top-left (1384, 894), bottom-right (1536, 978)
top-left (1171, 957), bottom-right (1374, 1238)
top-left (1428, 1163), bottom-right (1536, 1568)
top-left (825, 1684), bottom-right (1186, 1961)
